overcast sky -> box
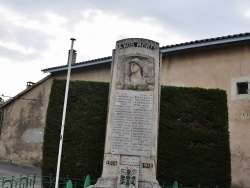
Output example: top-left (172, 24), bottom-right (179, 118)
top-left (1, 0), bottom-right (250, 98)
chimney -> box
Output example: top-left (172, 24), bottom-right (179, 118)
top-left (67, 49), bottom-right (77, 65)
top-left (26, 81), bottom-right (35, 88)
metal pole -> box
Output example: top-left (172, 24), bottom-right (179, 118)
top-left (55, 38), bottom-right (76, 188)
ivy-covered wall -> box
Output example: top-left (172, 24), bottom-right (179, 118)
top-left (42, 80), bottom-right (230, 187)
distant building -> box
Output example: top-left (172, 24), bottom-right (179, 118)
top-left (1, 33), bottom-right (250, 187)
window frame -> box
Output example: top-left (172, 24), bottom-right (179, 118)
top-left (231, 76), bottom-right (250, 100)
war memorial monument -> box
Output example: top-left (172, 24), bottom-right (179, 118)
top-left (91, 38), bottom-right (161, 188)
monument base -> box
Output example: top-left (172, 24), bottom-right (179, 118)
top-left (138, 181), bottom-right (161, 188)
top-left (89, 178), bottom-right (161, 188)
top-left (88, 178), bottom-right (117, 188)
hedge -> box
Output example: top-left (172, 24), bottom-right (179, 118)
top-left (158, 86), bottom-right (231, 187)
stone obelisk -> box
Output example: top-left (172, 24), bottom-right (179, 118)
top-left (92, 38), bottom-right (161, 188)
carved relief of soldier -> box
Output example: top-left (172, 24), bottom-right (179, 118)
top-left (116, 56), bottom-right (155, 91)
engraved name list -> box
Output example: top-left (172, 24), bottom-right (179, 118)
top-left (111, 90), bottom-right (153, 156)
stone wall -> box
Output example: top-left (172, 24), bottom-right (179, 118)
top-left (0, 77), bottom-right (53, 166)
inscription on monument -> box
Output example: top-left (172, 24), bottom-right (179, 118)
top-left (142, 163), bottom-right (153, 169)
top-left (117, 39), bottom-right (158, 51)
top-left (111, 90), bottom-right (153, 156)
top-left (121, 156), bottom-right (140, 166)
top-left (106, 160), bottom-right (118, 166)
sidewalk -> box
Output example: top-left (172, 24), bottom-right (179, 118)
top-left (0, 161), bottom-right (41, 178)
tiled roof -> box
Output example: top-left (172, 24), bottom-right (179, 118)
top-left (42, 56), bottom-right (112, 73)
top-left (42, 32), bottom-right (250, 73)
top-left (160, 32), bottom-right (250, 52)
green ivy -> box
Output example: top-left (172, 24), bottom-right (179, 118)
top-left (42, 80), bottom-right (230, 187)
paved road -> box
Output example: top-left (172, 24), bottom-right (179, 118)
top-left (0, 161), bottom-right (41, 178)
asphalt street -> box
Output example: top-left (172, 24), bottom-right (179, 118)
top-left (0, 161), bottom-right (41, 179)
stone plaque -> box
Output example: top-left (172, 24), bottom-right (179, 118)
top-left (117, 165), bottom-right (139, 188)
top-left (111, 90), bottom-right (153, 156)
top-left (121, 156), bottom-right (140, 165)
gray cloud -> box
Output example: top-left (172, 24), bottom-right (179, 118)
top-left (14, 27), bottom-right (53, 51)
top-left (0, 45), bottom-right (42, 61)
top-left (1, 0), bottom-right (250, 41)
top-left (1, 0), bottom-right (250, 97)
top-left (0, 14), bottom-right (53, 61)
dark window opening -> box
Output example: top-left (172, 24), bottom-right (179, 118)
top-left (0, 109), bottom-right (3, 134)
top-left (237, 82), bottom-right (248, 94)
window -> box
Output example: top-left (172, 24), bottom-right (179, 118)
top-left (237, 82), bottom-right (248, 94)
top-left (0, 109), bottom-right (3, 133)
top-left (231, 76), bottom-right (250, 100)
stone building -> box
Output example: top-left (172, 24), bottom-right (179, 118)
top-left (1, 33), bottom-right (250, 187)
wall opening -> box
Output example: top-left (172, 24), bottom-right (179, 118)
top-left (0, 109), bottom-right (3, 134)
top-left (231, 76), bottom-right (250, 100)
top-left (237, 82), bottom-right (248, 94)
